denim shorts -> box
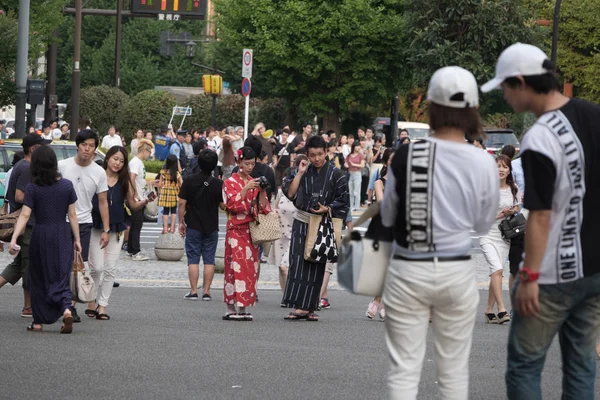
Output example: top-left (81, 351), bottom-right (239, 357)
top-left (185, 229), bottom-right (218, 265)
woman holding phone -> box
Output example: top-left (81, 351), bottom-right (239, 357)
top-left (86, 146), bottom-right (152, 320)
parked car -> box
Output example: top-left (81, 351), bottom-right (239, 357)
top-left (483, 129), bottom-right (520, 155)
top-left (0, 140), bottom-right (158, 222)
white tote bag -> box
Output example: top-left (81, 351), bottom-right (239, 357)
top-left (338, 203), bottom-right (392, 297)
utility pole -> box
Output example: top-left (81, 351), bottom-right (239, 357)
top-left (114, 0), bottom-right (122, 87)
top-left (14, 0), bottom-right (31, 138)
top-left (551, 0), bottom-right (562, 66)
top-left (44, 30), bottom-right (58, 123)
top-left (70, 0), bottom-right (82, 140)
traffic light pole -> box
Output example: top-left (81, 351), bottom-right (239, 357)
top-left (69, 0), bottom-right (82, 140)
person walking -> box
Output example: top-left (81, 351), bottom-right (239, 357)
top-left (58, 129), bottom-right (111, 322)
top-left (281, 136), bottom-right (349, 321)
top-left (127, 139), bottom-right (155, 261)
top-left (365, 149), bottom-right (394, 321)
top-left (179, 150), bottom-right (224, 301)
top-left (481, 155), bottom-right (521, 324)
top-left (0, 134), bottom-right (51, 318)
top-left (222, 147), bottom-right (271, 321)
top-left (86, 146), bottom-right (149, 321)
top-left (8, 146), bottom-right (81, 333)
top-left (158, 155), bottom-right (183, 234)
top-left (482, 42), bottom-right (600, 400)
top-left (381, 66), bottom-right (499, 399)
top-left (345, 141), bottom-right (365, 211)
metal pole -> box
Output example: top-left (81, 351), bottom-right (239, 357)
top-left (45, 30), bottom-right (58, 122)
top-left (14, 0), bottom-right (31, 139)
top-left (212, 94), bottom-right (217, 127)
top-left (70, 0), bottom-right (82, 140)
top-left (114, 0), bottom-right (122, 87)
top-left (243, 94), bottom-right (250, 140)
top-left (390, 94), bottom-right (399, 145)
top-left (551, 0), bottom-right (562, 66)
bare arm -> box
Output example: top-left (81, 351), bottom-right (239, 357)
top-left (10, 205), bottom-right (31, 242)
top-left (126, 182), bottom-right (148, 211)
top-left (97, 191), bottom-right (111, 248)
top-left (68, 203), bottom-right (81, 248)
top-left (374, 180), bottom-right (385, 202)
top-left (287, 171), bottom-right (304, 199)
top-left (178, 198), bottom-right (187, 237)
top-left (15, 189), bottom-right (24, 204)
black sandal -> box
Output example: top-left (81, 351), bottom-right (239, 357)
top-left (237, 313), bottom-right (254, 321)
top-left (96, 313), bottom-right (110, 321)
top-left (222, 313), bottom-right (237, 321)
top-left (284, 312), bottom-right (309, 320)
top-left (27, 323), bottom-right (42, 332)
top-left (484, 313), bottom-right (499, 324)
top-left (85, 308), bottom-right (98, 318)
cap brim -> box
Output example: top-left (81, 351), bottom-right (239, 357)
top-left (481, 77), bottom-right (503, 93)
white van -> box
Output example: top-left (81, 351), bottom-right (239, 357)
top-left (397, 121), bottom-right (430, 141)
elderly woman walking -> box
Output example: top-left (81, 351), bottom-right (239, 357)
top-left (282, 135), bottom-right (349, 321)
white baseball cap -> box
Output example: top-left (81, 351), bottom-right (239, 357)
top-left (427, 66), bottom-right (479, 108)
top-left (481, 43), bottom-right (551, 93)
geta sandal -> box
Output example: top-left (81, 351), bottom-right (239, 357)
top-left (26, 323), bottom-right (42, 332)
top-left (222, 313), bottom-right (237, 321)
top-left (61, 316), bottom-right (74, 334)
top-left (284, 312), bottom-right (309, 321)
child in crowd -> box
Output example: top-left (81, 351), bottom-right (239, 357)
top-left (158, 155), bottom-right (183, 234)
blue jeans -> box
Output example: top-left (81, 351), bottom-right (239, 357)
top-left (348, 171), bottom-right (362, 210)
top-left (506, 274), bottom-right (600, 400)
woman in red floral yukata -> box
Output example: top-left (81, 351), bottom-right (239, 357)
top-left (222, 146), bottom-right (271, 321)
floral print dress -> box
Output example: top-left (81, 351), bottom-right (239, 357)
top-left (222, 173), bottom-right (271, 307)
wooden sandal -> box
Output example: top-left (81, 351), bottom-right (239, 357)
top-left (222, 313), bottom-right (237, 321)
top-left (307, 312), bottom-right (319, 322)
top-left (284, 312), bottom-right (309, 321)
top-left (61, 316), bottom-right (74, 334)
top-left (26, 323), bottom-right (42, 332)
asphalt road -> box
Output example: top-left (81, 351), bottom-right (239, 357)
top-left (1, 287), bottom-right (597, 400)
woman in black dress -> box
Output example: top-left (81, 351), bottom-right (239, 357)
top-left (9, 146), bottom-right (81, 333)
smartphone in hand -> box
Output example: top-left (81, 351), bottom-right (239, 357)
top-left (146, 191), bottom-right (157, 202)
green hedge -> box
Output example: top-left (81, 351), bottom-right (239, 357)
top-left (143, 160), bottom-right (165, 174)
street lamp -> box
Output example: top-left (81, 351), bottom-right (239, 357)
top-left (185, 40), bottom-right (197, 59)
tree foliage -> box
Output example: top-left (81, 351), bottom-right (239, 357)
top-left (212, 0), bottom-right (406, 131)
top-left (120, 89), bottom-right (177, 140)
top-left (401, 0), bottom-right (544, 119)
top-left (0, 15), bottom-right (18, 107)
top-left (75, 85), bottom-right (129, 137)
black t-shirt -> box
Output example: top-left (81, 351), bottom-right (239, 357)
top-left (179, 172), bottom-right (224, 233)
top-left (7, 159), bottom-right (31, 212)
top-left (275, 142), bottom-right (293, 170)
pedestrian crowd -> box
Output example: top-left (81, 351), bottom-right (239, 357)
top-left (1, 42), bottom-right (600, 400)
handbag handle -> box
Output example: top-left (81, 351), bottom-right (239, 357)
top-left (72, 250), bottom-right (85, 272)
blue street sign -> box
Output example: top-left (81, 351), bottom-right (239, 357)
top-left (241, 78), bottom-right (251, 97)
top-left (223, 81), bottom-right (230, 89)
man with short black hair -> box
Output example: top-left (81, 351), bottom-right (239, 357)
top-left (41, 121), bottom-right (53, 140)
top-left (290, 122), bottom-right (313, 158)
top-left (0, 134), bottom-right (51, 317)
top-left (483, 42), bottom-right (600, 400)
top-left (59, 129), bottom-right (111, 322)
top-left (179, 150), bottom-right (224, 301)
top-left (100, 125), bottom-right (122, 149)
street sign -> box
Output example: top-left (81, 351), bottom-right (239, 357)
top-left (131, 0), bottom-right (207, 19)
top-left (241, 78), bottom-right (251, 97)
top-left (172, 106), bottom-right (192, 116)
top-left (223, 81), bottom-right (230, 89)
top-left (242, 49), bottom-right (253, 78)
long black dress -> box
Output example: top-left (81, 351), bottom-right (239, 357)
top-left (282, 162), bottom-right (349, 311)
top-left (24, 179), bottom-right (77, 325)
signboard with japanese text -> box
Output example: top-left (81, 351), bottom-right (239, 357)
top-left (131, 0), bottom-right (207, 19)
top-left (242, 49), bottom-right (253, 78)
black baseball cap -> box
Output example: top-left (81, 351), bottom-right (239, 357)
top-left (160, 124), bottom-right (170, 133)
top-left (22, 133), bottom-right (51, 151)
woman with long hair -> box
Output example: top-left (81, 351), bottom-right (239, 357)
top-left (158, 154), bottom-right (183, 234)
top-left (222, 146), bottom-right (271, 321)
top-left (9, 146), bottom-right (82, 333)
top-left (481, 155), bottom-right (521, 324)
top-left (86, 146), bottom-right (150, 320)
top-left (381, 67), bottom-right (499, 398)
top-left (365, 149), bottom-right (394, 321)
top-left (130, 129), bottom-right (144, 157)
top-left (345, 141), bottom-right (365, 210)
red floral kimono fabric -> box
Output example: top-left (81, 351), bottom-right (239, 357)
top-left (222, 173), bottom-right (271, 307)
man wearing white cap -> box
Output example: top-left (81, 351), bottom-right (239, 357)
top-left (482, 43), bottom-right (600, 400)
top-left (382, 66), bottom-right (498, 399)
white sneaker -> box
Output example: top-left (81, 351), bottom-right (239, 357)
top-left (131, 253), bottom-right (149, 261)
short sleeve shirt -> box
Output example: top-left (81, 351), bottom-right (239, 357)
top-left (179, 172), bottom-right (223, 233)
top-left (129, 156), bottom-right (146, 200)
top-left (58, 157), bottom-right (108, 224)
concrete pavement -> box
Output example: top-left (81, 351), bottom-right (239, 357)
top-left (1, 286), bottom-right (598, 400)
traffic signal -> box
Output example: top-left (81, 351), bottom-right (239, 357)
top-left (202, 75), bottom-right (212, 95)
top-left (211, 75), bottom-right (223, 95)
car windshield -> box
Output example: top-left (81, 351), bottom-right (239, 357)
top-left (484, 133), bottom-right (520, 148)
top-left (407, 128), bottom-right (429, 139)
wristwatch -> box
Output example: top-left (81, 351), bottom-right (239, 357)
top-left (518, 267), bottom-right (539, 283)
top-left (103, 229), bottom-right (111, 234)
